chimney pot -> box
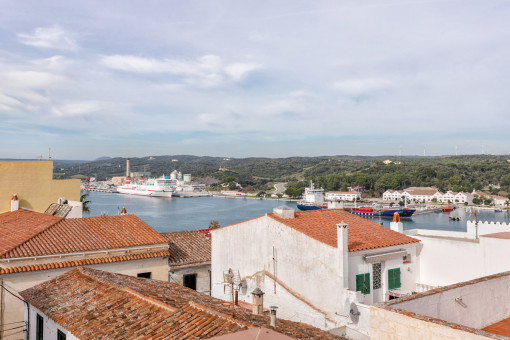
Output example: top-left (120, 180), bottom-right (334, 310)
top-left (273, 206), bottom-right (294, 219)
top-left (251, 288), bottom-right (264, 315)
top-left (11, 194), bottom-right (19, 211)
top-left (269, 306), bottom-right (278, 327)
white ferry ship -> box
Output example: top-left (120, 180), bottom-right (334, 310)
top-left (117, 175), bottom-right (174, 197)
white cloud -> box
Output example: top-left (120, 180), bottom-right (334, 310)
top-left (51, 101), bottom-right (115, 117)
top-left (333, 78), bottom-right (393, 96)
top-left (100, 54), bottom-right (261, 88)
top-left (18, 25), bottom-right (77, 50)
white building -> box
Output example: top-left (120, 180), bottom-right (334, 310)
top-left (211, 208), bottom-right (420, 338)
top-left (326, 191), bottom-right (361, 202)
top-left (371, 271), bottom-right (510, 339)
top-left (382, 190), bottom-right (404, 201)
top-left (383, 187), bottom-right (473, 204)
top-left (405, 221), bottom-right (510, 291)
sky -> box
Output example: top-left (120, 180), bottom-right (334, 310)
top-left (1, 0), bottom-right (509, 160)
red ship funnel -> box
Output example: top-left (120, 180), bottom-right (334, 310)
top-left (125, 177), bottom-right (131, 184)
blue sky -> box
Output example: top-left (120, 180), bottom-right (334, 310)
top-left (1, 0), bottom-right (509, 160)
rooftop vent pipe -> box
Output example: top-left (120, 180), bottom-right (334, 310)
top-left (269, 306), bottom-right (278, 327)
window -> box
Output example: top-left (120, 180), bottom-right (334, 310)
top-left (137, 272), bottom-right (151, 279)
top-left (36, 314), bottom-right (43, 340)
top-left (355, 273), bottom-right (370, 295)
top-left (57, 330), bottom-right (66, 340)
top-left (388, 268), bottom-right (401, 290)
top-left (183, 273), bottom-right (197, 290)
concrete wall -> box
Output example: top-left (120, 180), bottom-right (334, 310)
top-left (0, 257), bottom-right (168, 339)
top-left (0, 161), bottom-right (80, 213)
top-left (410, 221), bottom-right (510, 288)
top-left (169, 264), bottom-right (211, 295)
top-left (26, 305), bottom-right (79, 340)
top-left (390, 275), bottom-right (510, 329)
top-left (370, 307), bottom-right (494, 340)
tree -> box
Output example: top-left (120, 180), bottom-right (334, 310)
top-left (208, 220), bottom-right (221, 229)
top-left (80, 191), bottom-right (91, 213)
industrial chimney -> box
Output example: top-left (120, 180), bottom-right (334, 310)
top-left (126, 158), bottom-right (130, 177)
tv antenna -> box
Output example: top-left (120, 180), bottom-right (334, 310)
top-left (222, 268), bottom-right (242, 312)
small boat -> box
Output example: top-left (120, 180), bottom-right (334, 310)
top-left (449, 216), bottom-right (461, 221)
top-left (442, 205), bottom-right (454, 212)
top-left (347, 206), bottom-right (416, 218)
top-left (494, 209), bottom-right (503, 212)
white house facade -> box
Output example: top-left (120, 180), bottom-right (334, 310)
top-left (211, 208), bottom-right (420, 339)
top-left (326, 191), bottom-right (362, 202)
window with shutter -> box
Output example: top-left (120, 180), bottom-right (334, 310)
top-left (356, 273), bottom-right (370, 294)
top-left (388, 268), bottom-right (401, 290)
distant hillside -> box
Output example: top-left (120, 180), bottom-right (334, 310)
top-left (54, 154), bottom-right (510, 196)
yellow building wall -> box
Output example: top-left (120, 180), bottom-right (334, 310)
top-left (0, 161), bottom-right (80, 213)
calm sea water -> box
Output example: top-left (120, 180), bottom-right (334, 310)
top-left (85, 192), bottom-right (510, 233)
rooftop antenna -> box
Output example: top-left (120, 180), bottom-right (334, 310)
top-left (48, 148), bottom-right (52, 160)
top-left (455, 145), bottom-right (458, 156)
top-left (222, 268), bottom-right (242, 313)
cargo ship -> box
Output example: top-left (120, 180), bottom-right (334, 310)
top-left (297, 181), bottom-right (328, 211)
top-left (346, 206), bottom-right (416, 218)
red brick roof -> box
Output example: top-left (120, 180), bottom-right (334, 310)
top-left (268, 209), bottom-right (419, 252)
top-left (0, 251), bottom-right (170, 275)
top-left (161, 230), bottom-right (211, 267)
top-left (0, 209), bottom-right (167, 259)
top-left (0, 209), bottom-right (62, 256)
top-left (20, 268), bottom-right (344, 339)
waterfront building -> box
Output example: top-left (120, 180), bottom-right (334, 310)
top-left (325, 191), bottom-right (361, 202)
top-left (162, 230), bottom-right (211, 294)
top-left (20, 267), bottom-right (343, 339)
top-left (371, 271), bottom-right (510, 339)
top-left (382, 187), bottom-right (473, 204)
top-left (0, 208), bottom-right (169, 339)
top-left (0, 160), bottom-right (80, 214)
top-left (210, 208), bottom-right (420, 338)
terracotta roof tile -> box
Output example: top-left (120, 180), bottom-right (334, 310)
top-left (161, 230), bottom-right (211, 267)
top-left (20, 268), bottom-right (344, 339)
top-left (0, 251), bottom-right (170, 275)
top-left (0, 209), bottom-right (62, 256)
top-left (268, 209), bottom-right (419, 252)
top-left (0, 210), bottom-right (167, 259)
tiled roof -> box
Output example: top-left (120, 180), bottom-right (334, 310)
top-left (0, 209), bottom-right (62, 257)
top-left (161, 230), bottom-right (211, 267)
top-left (21, 268), bottom-right (344, 340)
top-left (0, 251), bottom-right (170, 275)
top-left (268, 209), bottom-right (419, 252)
top-left (0, 210), bottom-right (167, 259)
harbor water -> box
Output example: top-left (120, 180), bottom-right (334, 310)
top-left (85, 192), bottom-right (510, 233)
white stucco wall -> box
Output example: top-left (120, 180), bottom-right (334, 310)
top-left (389, 274), bottom-right (510, 329)
top-left (411, 221), bottom-right (510, 288)
top-left (370, 307), bottom-right (494, 340)
top-left (211, 215), bottom-right (345, 318)
top-left (1, 257), bottom-right (168, 339)
top-left (26, 305), bottom-right (79, 340)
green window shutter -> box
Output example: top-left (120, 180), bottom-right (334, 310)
top-left (364, 273), bottom-right (370, 294)
top-left (395, 268), bottom-right (401, 288)
top-left (388, 268), bottom-right (401, 290)
top-left (356, 274), bottom-right (363, 292)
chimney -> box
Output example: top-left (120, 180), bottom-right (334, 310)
top-left (390, 213), bottom-right (403, 233)
top-left (11, 194), bottom-right (19, 212)
top-left (337, 221), bottom-right (348, 288)
top-left (273, 206), bottom-right (294, 219)
top-left (269, 306), bottom-right (278, 327)
top-left (126, 158), bottom-right (130, 177)
top-left (121, 207), bottom-right (127, 215)
top-left (251, 288), bottom-right (264, 315)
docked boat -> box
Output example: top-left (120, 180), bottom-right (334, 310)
top-left (297, 181), bottom-right (328, 211)
top-left (347, 206), bottom-right (416, 218)
top-left (442, 205), bottom-right (454, 212)
top-left (117, 175), bottom-right (174, 197)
